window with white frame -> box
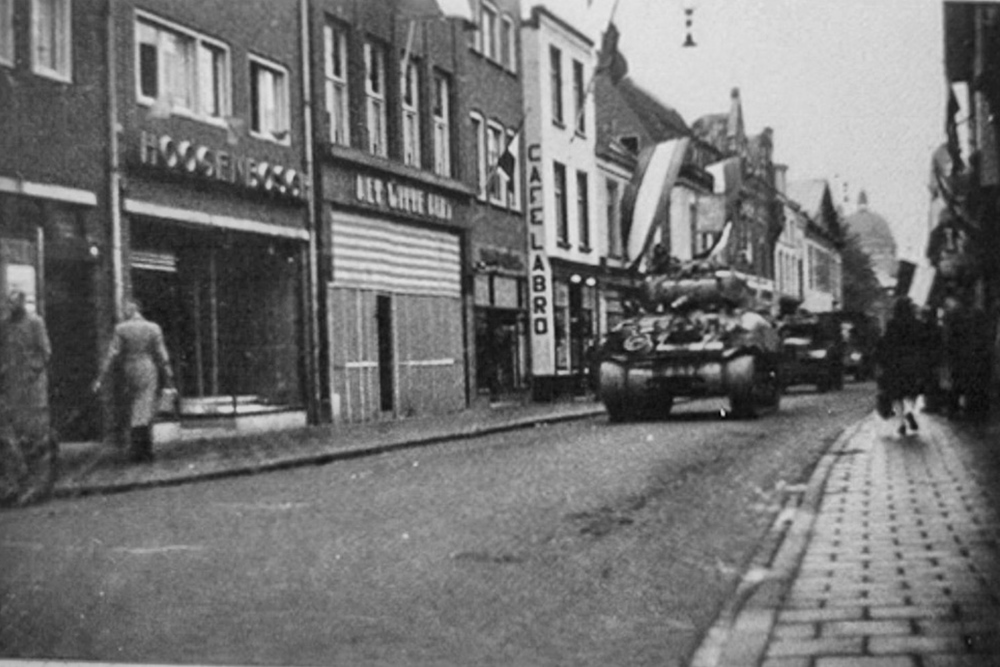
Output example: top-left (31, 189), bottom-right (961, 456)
top-left (33, 0), bottom-right (71, 80)
top-left (136, 13), bottom-right (230, 121)
top-left (550, 45), bottom-right (563, 126)
top-left (500, 15), bottom-right (516, 72)
top-left (480, 1), bottom-right (497, 61)
top-left (469, 0), bottom-right (480, 51)
top-left (249, 56), bottom-right (290, 142)
top-left (1, 0), bottom-right (13, 66)
top-left (433, 71), bottom-right (452, 177)
top-left (573, 59), bottom-right (586, 135)
top-left (505, 127), bottom-right (520, 211)
top-left (324, 21), bottom-right (350, 146)
top-left (487, 122), bottom-right (504, 203)
top-left (471, 112), bottom-right (486, 199)
top-left (364, 39), bottom-right (388, 157)
top-left (401, 57), bottom-right (421, 167)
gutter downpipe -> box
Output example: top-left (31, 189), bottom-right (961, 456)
top-left (301, 0), bottom-right (322, 423)
top-left (107, 0), bottom-right (123, 319)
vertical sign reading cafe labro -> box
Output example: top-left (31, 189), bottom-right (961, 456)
top-left (527, 143), bottom-right (555, 375)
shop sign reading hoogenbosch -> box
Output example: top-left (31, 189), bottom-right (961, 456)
top-left (354, 174), bottom-right (453, 221)
top-left (139, 131), bottom-right (303, 201)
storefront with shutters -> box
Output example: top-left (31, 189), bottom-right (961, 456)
top-left (322, 164), bottom-right (472, 423)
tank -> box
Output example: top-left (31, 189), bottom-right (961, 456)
top-left (594, 262), bottom-right (782, 421)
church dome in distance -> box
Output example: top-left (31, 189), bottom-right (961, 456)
top-left (844, 190), bottom-right (897, 287)
top-left (844, 190), bottom-right (896, 250)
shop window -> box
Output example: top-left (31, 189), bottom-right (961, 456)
top-left (130, 224), bottom-right (306, 413)
top-left (324, 21), bottom-right (350, 146)
top-left (554, 282), bottom-right (569, 370)
top-left (549, 45), bottom-right (563, 126)
top-left (364, 39), bottom-right (388, 157)
top-left (433, 71), bottom-right (452, 177)
top-left (400, 57), bottom-right (421, 167)
top-left (554, 161), bottom-right (568, 245)
top-left (32, 0), bottom-right (71, 81)
top-left (136, 12), bottom-right (230, 121)
top-left (577, 170), bottom-right (590, 250)
top-left (1, 0), bottom-right (13, 67)
top-left (250, 56), bottom-right (291, 143)
top-left (573, 59), bottom-right (585, 135)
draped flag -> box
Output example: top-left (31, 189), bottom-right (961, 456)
top-left (496, 117), bottom-right (524, 181)
top-left (621, 137), bottom-right (690, 268)
top-left (946, 84), bottom-right (964, 171)
top-left (397, 0), bottom-right (475, 23)
top-left (703, 220), bottom-right (734, 265)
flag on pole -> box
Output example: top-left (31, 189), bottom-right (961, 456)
top-left (496, 117), bottom-right (524, 181)
top-left (397, 0), bottom-right (475, 23)
top-left (621, 137), bottom-right (690, 268)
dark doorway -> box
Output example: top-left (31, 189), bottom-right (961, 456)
top-left (476, 308), bottom-right (522, 400)
top-left (376, 294), bottom-right (394, 412)
top-left (132, 267), bottom-right (182, 385)
top-left (45, 259), bottom-right (99, 441)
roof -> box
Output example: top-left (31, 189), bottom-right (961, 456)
top-left (691, 88), bottom-right (746, 155)
top-left (615, 78), bottom-right (689, 140)
top-left (785, 180), bottom-right (829, 220)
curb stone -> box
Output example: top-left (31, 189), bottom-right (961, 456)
top-left (51, 407), bottom-right (607, 499)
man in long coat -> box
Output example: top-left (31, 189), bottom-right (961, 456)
top-left (1, 290), bottom-right (52, 501)
top-left (94, 298), bottom-right (173, 462)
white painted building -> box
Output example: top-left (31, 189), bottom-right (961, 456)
top-left (521, 5), bottom-right (602, 399)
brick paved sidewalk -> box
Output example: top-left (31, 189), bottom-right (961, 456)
top-left (691, 411), bottom-right (1000, 667)
top-left (51, 398), bottom-right (606, 498)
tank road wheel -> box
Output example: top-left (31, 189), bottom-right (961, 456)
top-left (727, 355), bottom-right (757, 419)
top-left (599, 361), bottom-right (633, 423)
top-left (727, 354), bottom-right (780, 419)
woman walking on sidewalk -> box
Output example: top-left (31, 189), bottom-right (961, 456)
top-left (875, 297), bottom-right (927, 436)
top-left (93, 298), bottom-right (173, 463)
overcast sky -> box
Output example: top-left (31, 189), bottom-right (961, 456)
top-left (532, 0), bottom-right (946, 262)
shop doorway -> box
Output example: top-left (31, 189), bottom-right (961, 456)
top-left (476, 308), bottom-right (525, 401)
top-left (45, 259), bottom-right (99, 441)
